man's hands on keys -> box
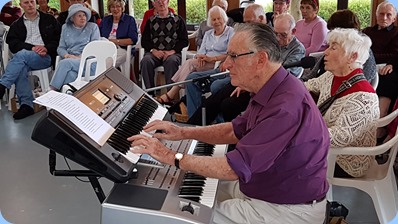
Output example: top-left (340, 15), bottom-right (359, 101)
top-left (127, 120), bottom-right (186, 165)
top-left (143, 120), bottom-right (185, 141)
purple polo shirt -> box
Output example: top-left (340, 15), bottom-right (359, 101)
top-left (227, 67), bottom-right (330, 204)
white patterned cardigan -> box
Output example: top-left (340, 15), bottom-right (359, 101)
top-left (305, 71), bottom-right (380, 177)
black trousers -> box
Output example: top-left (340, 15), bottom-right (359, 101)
top-left (188, 83), bottom-right (251, 125)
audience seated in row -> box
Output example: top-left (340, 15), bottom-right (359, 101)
top-left (49, 4), bottom-right (100, 91)
top-left (99, 0), bottom-right (138, 68)
top-left (156, 5), bottom-right (234, 105)
top-left (188, 11), bottom-right (305, 124)
top-left (0, 0), bottom-right (60, 119)
top-left (140, 0), bottom-right (188, 89)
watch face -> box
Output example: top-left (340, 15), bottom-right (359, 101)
top-left (176, 153), bottom-right (183, 160)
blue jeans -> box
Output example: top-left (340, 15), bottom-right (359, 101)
top-left (0, 50), bottom-right (51, 108)
top-left (185, 68), bottom-right (230, 117)
top-left (50, 58), bottom-right (96, 90)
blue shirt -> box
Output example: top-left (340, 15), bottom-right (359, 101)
top-left (57, 22), bottom-right (100, 58)
top-left (99, 13), bottom-right (138, 54)
top-left (197, 26), bottom-right (234, 57)
top-left (227, 66), bottom-right (330, 204)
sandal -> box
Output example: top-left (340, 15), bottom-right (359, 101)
top-left (174, 102), bottom-right (189, 123)
top-left (155, 93), bottom-right (174, 105)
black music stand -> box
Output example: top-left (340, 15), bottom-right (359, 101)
top-left (145, 71), bottom-right (229, 126)
top-left (48, 150), bottom-right (106, 203)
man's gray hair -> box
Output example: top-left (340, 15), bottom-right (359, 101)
top-left (207, 5), bottom-right (229, 27)
top-left (234, 23), bottom-right (282, 63)
top-left (376, 1), bottom-right (397, 18)
top-left (274, 13), bottom-right (296, 31)
top-left (244, 3), bottom-right (266, 18)
top-left (327, 28), bottom-right (372, 69)
top-left (212, 0), bottom-right (228, 9)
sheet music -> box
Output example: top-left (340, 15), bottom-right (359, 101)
top-left (34, 91), bottom-right (115, 146)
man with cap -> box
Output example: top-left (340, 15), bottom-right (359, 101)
top-left (266, 0), bottom-right (290, 27)
top-left (57, 0), bottom-right (101, 25)
top-left (49, 3), bottom-right (100, 91)
top-left (0, 0), bottom-right (60, 120)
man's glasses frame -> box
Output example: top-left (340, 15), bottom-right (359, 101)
top-left (226, 51), bottom-right (255, 62)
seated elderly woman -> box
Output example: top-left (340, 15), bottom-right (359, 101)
top-left (295, 0), bottom-right (328, 56)
top-left (305, 28), bottom-right (380, 178)
top-left (99, 0), bottom-right (138, 68)
top-left (156, 5), bottom-right (234, 104)
top-left (301, 9), bottom-right (377, 83)
top-left (50, 4), bottom-right (100, 91)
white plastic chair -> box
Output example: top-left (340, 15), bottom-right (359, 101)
top-left (1, 25), bottom-right (10, 69)
top-left (119, 44), bottom-right (135, 80)
top-left (2, 25), bottom-right (52, 111)
top-left (296, 67), bottom-right (304, 79)
top-left (1, 25), bottom-right (10, 109)
top-left (138, 45), bottom-right (189, 89)
top-left (370, 72), bottom-right (379, 90)
top-left (62, 40), bottom-right (117, 92)
top-left (327, 108), bottom-right (398, 224)
top-left (309, 51), bottom-right (325, 59)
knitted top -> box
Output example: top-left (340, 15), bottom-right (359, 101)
top-left (305, 71), bottom-right (380, 177)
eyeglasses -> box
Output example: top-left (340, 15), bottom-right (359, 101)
top-left (226, 51), bottom-right (255, 62)
top-left (110, 5), bottom-right (122, 9)
top-left (275, 32), bottom-right (288, 39)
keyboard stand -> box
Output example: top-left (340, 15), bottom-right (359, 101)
top-left (48, 150), bottom-right (106, 203)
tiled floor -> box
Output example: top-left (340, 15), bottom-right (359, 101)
top-left (0, 101), bottom-right (384, 224)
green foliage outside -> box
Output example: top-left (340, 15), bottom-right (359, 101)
top-left (318, 0), bottom-right (371, 28)
top-left (13, 0), bottom-right (371, 28)
top-left (133, 0), bottom-right (370, 28)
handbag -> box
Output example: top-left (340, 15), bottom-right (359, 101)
top-left (318, 74), bottom-right (366, 115)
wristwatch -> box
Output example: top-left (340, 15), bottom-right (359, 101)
top-left (174, 153), bottom-right (184, 169)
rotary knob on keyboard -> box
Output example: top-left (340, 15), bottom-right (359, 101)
top-left (114, 93), bottom-right (123, 101)
top-left (181, 202), bottom-right (195, 214)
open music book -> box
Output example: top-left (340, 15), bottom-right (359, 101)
top-left (34, 91), bottom-right (115, 146)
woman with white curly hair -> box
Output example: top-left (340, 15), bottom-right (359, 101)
top-left (305, 28), bottom-right (380, 178)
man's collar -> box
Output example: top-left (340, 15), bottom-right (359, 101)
top-left (155, 11), bottom-right (174, 19)
top-left (23, 10), bottom-right (39, 21)
top-left (280, 36), bottom-right (297, 49)
top-left (374, 23), bottom-right (395, 31)
top-left (252, 66), bottom-right (289, 105)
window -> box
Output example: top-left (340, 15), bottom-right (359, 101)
top-left (348, 0), bottom-right (372, 28)
top-left (186, 0), bottom-right (206, 24)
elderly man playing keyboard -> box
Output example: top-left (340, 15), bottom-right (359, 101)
top-left (128, 23), bottom-right (330, 224)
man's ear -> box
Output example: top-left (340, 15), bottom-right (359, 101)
top-left (291, 28), bottom-right (296, 35)
top-left (257, 51), bottom-right (268, 68)
top-left (259, 15), bottom-right (265, 24)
